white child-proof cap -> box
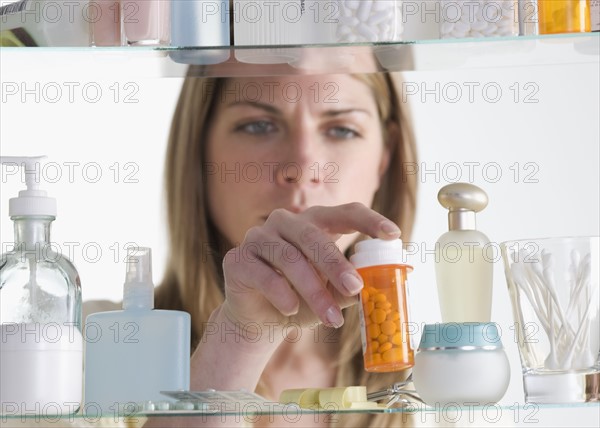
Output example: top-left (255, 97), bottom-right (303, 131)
top-left (0, 156), bottom-right (57, 217)
top-left (350, 238), bottom-right (410, 269)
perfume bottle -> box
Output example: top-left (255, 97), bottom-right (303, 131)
top-left (435, 183), bottom-right (493, 323)
top-left (0, 156), bottom-right (83, 415)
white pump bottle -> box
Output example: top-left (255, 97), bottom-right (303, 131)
top-left (0, 156), bottom-right (83, 415)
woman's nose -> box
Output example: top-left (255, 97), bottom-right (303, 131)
top-left (274, 135), bottom-right (322, 187)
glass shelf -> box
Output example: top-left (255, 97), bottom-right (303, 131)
top-left (0, 33), bottom-right (598, 79)
top-left (1, 402), bottom-right (598, 420)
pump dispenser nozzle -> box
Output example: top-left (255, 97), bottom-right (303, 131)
top-left (123, 247), bottom-right (154, 310)
top-left (0, 156), bottom-right (56, 217)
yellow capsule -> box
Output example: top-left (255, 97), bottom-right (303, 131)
top-left (380, 320), bottom-right (397, 336)
top-left (391, 332), bottom-right (403, 346)
top-left (377, 333), bottom-right (388, 344)
top-left (366, 287), bottom-right (378, 299)
top-left (382, 347), bottom-right (403, 363)
top-left (367, 323), bottom-right (381, 339)
top-left (371, 308), bottom-right (387, 324)
top-left (387, 311), bottom-right (400, 321)
top-left (373, 293), bottom-right (387, 303)
top-left (375, 301), bottom-right (392, 310)
top-left (379, 342), bottom-right (393, 353)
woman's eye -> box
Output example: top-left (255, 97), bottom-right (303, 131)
top-left (236, 120), bottom-right (277, 135)
top-left (327, 126), bottom-right (360, 140)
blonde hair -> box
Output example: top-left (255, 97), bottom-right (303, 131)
top-left (155, 69), bottom-right (418, 427)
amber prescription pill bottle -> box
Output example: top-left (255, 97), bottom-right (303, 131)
top-left (350, 238), bottom-right (414, 372)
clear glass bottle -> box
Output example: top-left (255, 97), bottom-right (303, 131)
top-left (0, 156), bottom-right (83, 415)
top-left (350, 238), bottom-right (414, 373)
top-left (537, 0), bottom-right (591, 34)
top-left (121, 0), bottom-right (170, 45)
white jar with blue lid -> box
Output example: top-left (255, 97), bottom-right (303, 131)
top-left (412, 322), bottom-right (510, 406)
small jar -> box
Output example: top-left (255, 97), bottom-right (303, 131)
top-left (439, 0), bottom-right (519, 39)
top-left (350, 239), bottom-right (414, 372)
top-left (412, 323), bottom-right (510, 406)
top-left (336, 1), bottom-right (404, 42)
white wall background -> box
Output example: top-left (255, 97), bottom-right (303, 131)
top-left (1, 5), bottom-right (599, 426)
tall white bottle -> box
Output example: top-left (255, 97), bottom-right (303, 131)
top-left (0, 156), bottom-right (83, 415)
top-left (84, 247), bottom-right (190, 415)
top-left (435, 183), bottom-right (493, 323)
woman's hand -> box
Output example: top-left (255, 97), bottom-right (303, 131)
top-left (220, 202), bottom-right (401, 335)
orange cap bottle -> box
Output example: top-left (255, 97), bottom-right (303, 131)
top-left (350, 238), bottom-right (414, 372)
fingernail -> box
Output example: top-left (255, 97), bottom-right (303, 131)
top-left (341, 272), bottom-right (363, 295)
top-left (380, 221), bottom-right (401, 236)
top-left (325, 306), bottom-right (344, 328)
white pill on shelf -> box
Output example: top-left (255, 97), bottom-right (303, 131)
top-left (141, 401), bottom-right (156, 411)
top-left (374, 0), bottom-right (391, 11)
top-left (344, 0), bottom-right (360, 10)
top-left (454, 21), bottom-right (471, 33)
top-left (368, 11), bottom-right (390, 25)
top-left (441, 21), bottom-right (455, 34)
top-left (451, 29), bottom-right (469, 38)
top-left (174, 401), bottom-right (195, 410)
top-left (357, 1), bottom-right (373, 21)
top-left (358, 23), bottom-right (379, 41)
top-left (471, 19), bottom-right (488, 31)
top-left (155, 401), bottom-right (171, 411)
top-left (337, 25), bottom-right (352, 36)
top-left (482, 23), bottom-right (498, 35)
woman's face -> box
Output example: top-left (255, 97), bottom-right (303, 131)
top-left (205, 75), bottom-right (390, 251)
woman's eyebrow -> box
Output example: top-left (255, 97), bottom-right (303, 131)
top-left (225, 101), bottom-right (281, 115)
top-left (322, 108), bottom-right (372, 118)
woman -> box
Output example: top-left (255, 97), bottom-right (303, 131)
top-left (147, 67), bottom-right (418, 427)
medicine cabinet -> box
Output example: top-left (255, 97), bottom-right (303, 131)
top-left (0, 31), bottom-right (599, 427)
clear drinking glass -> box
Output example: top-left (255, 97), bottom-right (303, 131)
top-left (501, 236), bottom-right (600, 403)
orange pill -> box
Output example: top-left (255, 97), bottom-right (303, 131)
top-left (373, 293), bottom-right (387, 303)
top-left (387, 311), bottom-right (400, 321)
top-left (370, 353), bottom-right (382, 364)
top-left (380, 320), bottom-right (397, 336)
top-left (377, 333), bottom-right (388, 344)
top-left (379, 342), bottom-right (393, 353)
top-left (367, 323), bottom-right (381, 338)
top-left (391, 332), bottom-right (403, 346)
top-left (382, 347), bottom-right (403, 363)
top-left (375, 301), bottom-right (392, 311)
top-left (366, 287), bottom-right (378, 299)
top-left (365, 301), bottom-right (375, 316)
top-left (371, 308), bottom-right (387, 324)
top-left (370, 341), bottom-right (380, 352)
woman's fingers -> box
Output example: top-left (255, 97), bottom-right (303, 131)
top-left (308, 202), bottom-right (401, 239)
top-left (223, 246), bottom-right (300, 317)
top-left (223, 203), bottom-right (401, 329)
top-left (268, 203), bottom-right (401, 299)
top-left (236, 228), bottom-right (344, 327)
